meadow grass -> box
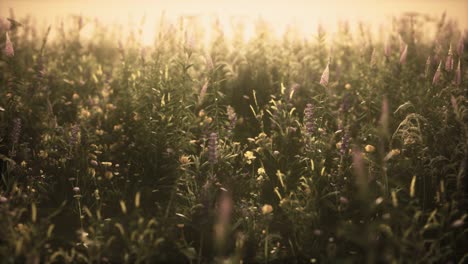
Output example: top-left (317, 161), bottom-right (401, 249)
top-left (0, 12), bottom-right (467, 263)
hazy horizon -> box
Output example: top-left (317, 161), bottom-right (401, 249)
top-left (1, 0), bottom-right (467, 44)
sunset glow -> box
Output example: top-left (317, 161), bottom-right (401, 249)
top-left (1, 0), bottom-right (467, 44)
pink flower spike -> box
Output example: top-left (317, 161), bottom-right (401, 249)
top-left (432, 61), bottom-right (442, 85)
top-left (4, 32), bottom-right (14, 57)
top-left (454, 59), bottom-right (461, 86)
top-left (399, 44), bottom-right (408, 65)
top-left (384, 38), bottom-right (391, 57)
top-left (198, 81), bottom-right (209, 105)
top-left (399, 35), bottom-right (405, 54)
top-left (445, 44), bottom-right (453, 71)
top-left (458, 35), bottom-right (464, 56)
top-left (320, 63), bottom-right (329, 87)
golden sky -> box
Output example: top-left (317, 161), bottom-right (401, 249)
top-left (1, 0), bottom-right (467, 44)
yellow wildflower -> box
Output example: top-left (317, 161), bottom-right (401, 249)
top-left (244, 151), bottom-right (256, 164)
top-left (364, 144), bottom-right (375, 153)
top-left (262, 204), bottom-right (273, 215)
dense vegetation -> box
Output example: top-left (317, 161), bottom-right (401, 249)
top-left (0, 12), bottom-right (467, 263)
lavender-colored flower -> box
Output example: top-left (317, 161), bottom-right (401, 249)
top-left (424, 56), bottom-right (431, 78)
top-left (10, 118), bottom-right (21, 145)
top-left (399, 44), bottom-right (408, 65)
top-left (304, 103), bottom-right (314, 135)
top-left (4, 32), bottom-right (14, 57)
top-left (454, 59), bottom-right (461, 86)
top-left (208, 132), bottom-right (218, 164)
top-left (320, 63), bottom-right (329, 87)
top-left (340, 94), bottom-right (351, 113)
top-left (340, 130), bottom-right (349, 155)
top-left (458, 35), bottom-right (464, 56)
top-left (433, 61), bottom-right (442, 85)
top-left (69, 124), bottom-right (80, 146)
top-left (226, 105), bottom-right (237, 133)
top-left (445, 44), bottom-right (453, 71)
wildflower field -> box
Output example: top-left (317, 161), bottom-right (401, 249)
top-left (0, 11), bottom-right (467, 263)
